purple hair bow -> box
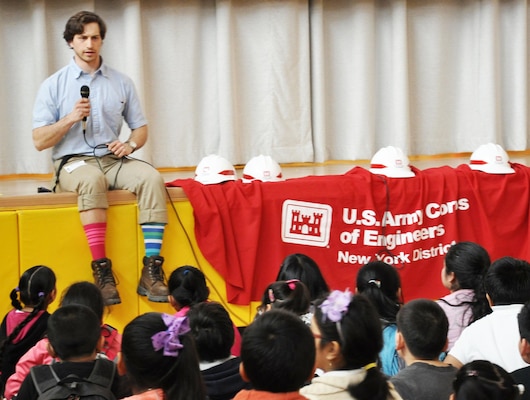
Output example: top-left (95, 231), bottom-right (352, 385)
top-left (320, 289), bottom-right (352, 322)
top-left (151, 314), bottom-right (190, 357)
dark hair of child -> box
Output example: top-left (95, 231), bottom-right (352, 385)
top-left (452, 360), bottom-right (521, 400)
top-left (6, 266), bottom-right (56, 341)
top-left (440, 241), bottom-right (492, 322)
top-left (240, 309), bottom-right (315, 393)
top-left (59, 281), bottom-right (104, 320)
top-left (0, 265), bottom-right (56, 385)
top-left (275, 253), bottom-right (330, 301)
top-left (168, 266), bottom-right (209, 309)
top-left (257, 280), bottom-right (311, 316)
top-left (188, 302), bottom-right (234, 362)
top-left (313, 293), bottom-right (390, 400)
top-left (396, 299), bottom-right (448, 359)
top-left (120, 312), bottom-right (206, 400)
top-left (484, 257), bottom-right (530, 305)
top-left (356, 261), bottom-right (402, 324)
top-left (47, 304), bottom-right (101, 360)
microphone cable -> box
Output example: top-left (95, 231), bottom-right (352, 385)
top-left (81, 122), bottom-right (124, 190)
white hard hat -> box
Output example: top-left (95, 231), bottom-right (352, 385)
top-left (369, 146), bottom-right (415, 178)
top-left (242, 155), bottom-right (283, 183)
top-left (194, 154), bottom-right (237, 184)
top-left (469, 143), bottom-right (515, 174)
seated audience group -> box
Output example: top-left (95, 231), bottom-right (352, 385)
top-left (3, 247), bottom-right (530, 400)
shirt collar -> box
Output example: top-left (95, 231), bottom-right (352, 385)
top-left (69, 56), bottom-right (108, 79)
top-left (199, 355), bottom-right (235, 371)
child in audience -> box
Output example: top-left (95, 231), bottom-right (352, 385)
top-left (275, 253), bottom-right (330, 302)
top-left (118, 312), bottom-right (206, 400)
top-left (390, 299), bottom-right (457, 400)
top-left (188, 302), bottom-right (251, 400)
top-left (300, 290), bottom-right (402, 400)
top-left (168, 266), bottom-right (210, 317)
top-left (17, 304), bottom-right (127, 400)
top-left (256, 280), bottom-right (311, 324)
top-left (451, 360), bottom-right (522, 400)
top-left (168, 265), bottom-right (241, 356)
top-left (0, 266), bottom-right (56, 395)
top-left (234, 309), bottom-right (315, 399)
top-left (355, 261), bottom-right (404, 376)
top-left (510, 300), bottom-right (530, 400)
top-left (445, 256), bottom-right (530, 372)
top-left (437, 241), bottom-right (492, 352)
top-left (4, 281), bottom-right (121, 399)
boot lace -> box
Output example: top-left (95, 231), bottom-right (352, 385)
top-left (148, 260), bottom-right (166, 283)
top-left (96, 264), bottom-right (119, 287)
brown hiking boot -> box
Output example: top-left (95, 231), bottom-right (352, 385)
top-left (137, 255), bottom-right (169, 302)
top-left (91, 258), bottom-right (121, 306)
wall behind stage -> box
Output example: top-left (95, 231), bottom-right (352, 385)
top-left (1, 0), bottom-right (529, 176)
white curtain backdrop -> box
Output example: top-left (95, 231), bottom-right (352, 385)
top-left (0, 0), bottom-right (528, 175)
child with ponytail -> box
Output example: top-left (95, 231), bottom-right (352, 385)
top-left (300, 290), bottom-right (402, 400)
top-left (168, 265), bottom-right (242, 356)
top-left (0, 266), bottom-right (56, 395)
top-left (118, 312), bottom-right (207, 400)
top-left (356, 261), bottom-right (404, 376)
top-left (437, 241), bottom-right (492, 352)
top-left (4, 281), bottom-right (121, 399)
top-left (256, 279), bottom-right (312, 325)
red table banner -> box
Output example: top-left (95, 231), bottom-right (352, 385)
top-left (167, 163), bottom-right (530, 305)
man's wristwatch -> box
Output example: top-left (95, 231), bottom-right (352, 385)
top-left (126, 140), bottom-right (138, 153)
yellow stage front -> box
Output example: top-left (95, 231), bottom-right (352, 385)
top-left (0, 189), bottom-right (256, 332)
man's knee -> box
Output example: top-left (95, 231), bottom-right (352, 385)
top-left (77, 171), bottom-right (108, 192)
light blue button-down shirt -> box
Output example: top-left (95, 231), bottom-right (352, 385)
top-left (33, 58), bottom-right (148, 160)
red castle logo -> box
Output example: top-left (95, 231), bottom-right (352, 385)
top-left (289, 210), bottom-right (323, 237)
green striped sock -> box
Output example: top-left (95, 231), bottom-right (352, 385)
top-left (141, 223), bottom-right (165, 257)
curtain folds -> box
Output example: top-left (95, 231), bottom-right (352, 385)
top-left (0, 0), bottom-right (528, 175)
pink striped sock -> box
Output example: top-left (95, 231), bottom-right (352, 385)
top-left (83, 222), bottom-right (107, 260)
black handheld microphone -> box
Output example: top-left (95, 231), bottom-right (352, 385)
top-left (80, 85), bottom-right (90, 132)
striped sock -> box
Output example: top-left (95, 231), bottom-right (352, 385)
top-left (83, 222), bottom-right (107, 260)
top-left (141, 223), bottom-right (165, 257)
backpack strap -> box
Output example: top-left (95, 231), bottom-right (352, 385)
top-left (87, 359), bottom-right (116, 389)
top-left (30, 365), bottom-right (61, 396)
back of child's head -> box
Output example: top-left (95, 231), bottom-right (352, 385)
top-left (2, 265), bottom-right (56, 354)
top-left (10, 265), bottom-right (56, 311)
top-left (168, 266), bottom-right (209, 308)
top-left (257, 279), bottom-right (311, 316)
top-left (240, 309), bottom-right (315, 393)
top-left (313, 291), bottom-right (390, 400)
top-left (187, 301), bottom-right (234, 362)
top-left (356, 261), bottom-right (402, 323)
top-left (121, 312), bottom-right (205, 400)
top-left (47, 304), bottom-right (101, 360)
top-left (452, 360), bottom-right (521, 400)
top-left (59, 281), bottom-right (104, 321)
top-left (396, 298), bottom-right (448, 359)
top-left (275, 253), bottom-right (330, 301)
top-left (484, 256), bottom-right (530, 305)
top-left (445, 241), bottom-right (491, 289)
top-left (444, 241), bottom-right (491, 322)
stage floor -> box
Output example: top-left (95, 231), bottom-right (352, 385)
top-left (1, 152), bottom-right (528, 198)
